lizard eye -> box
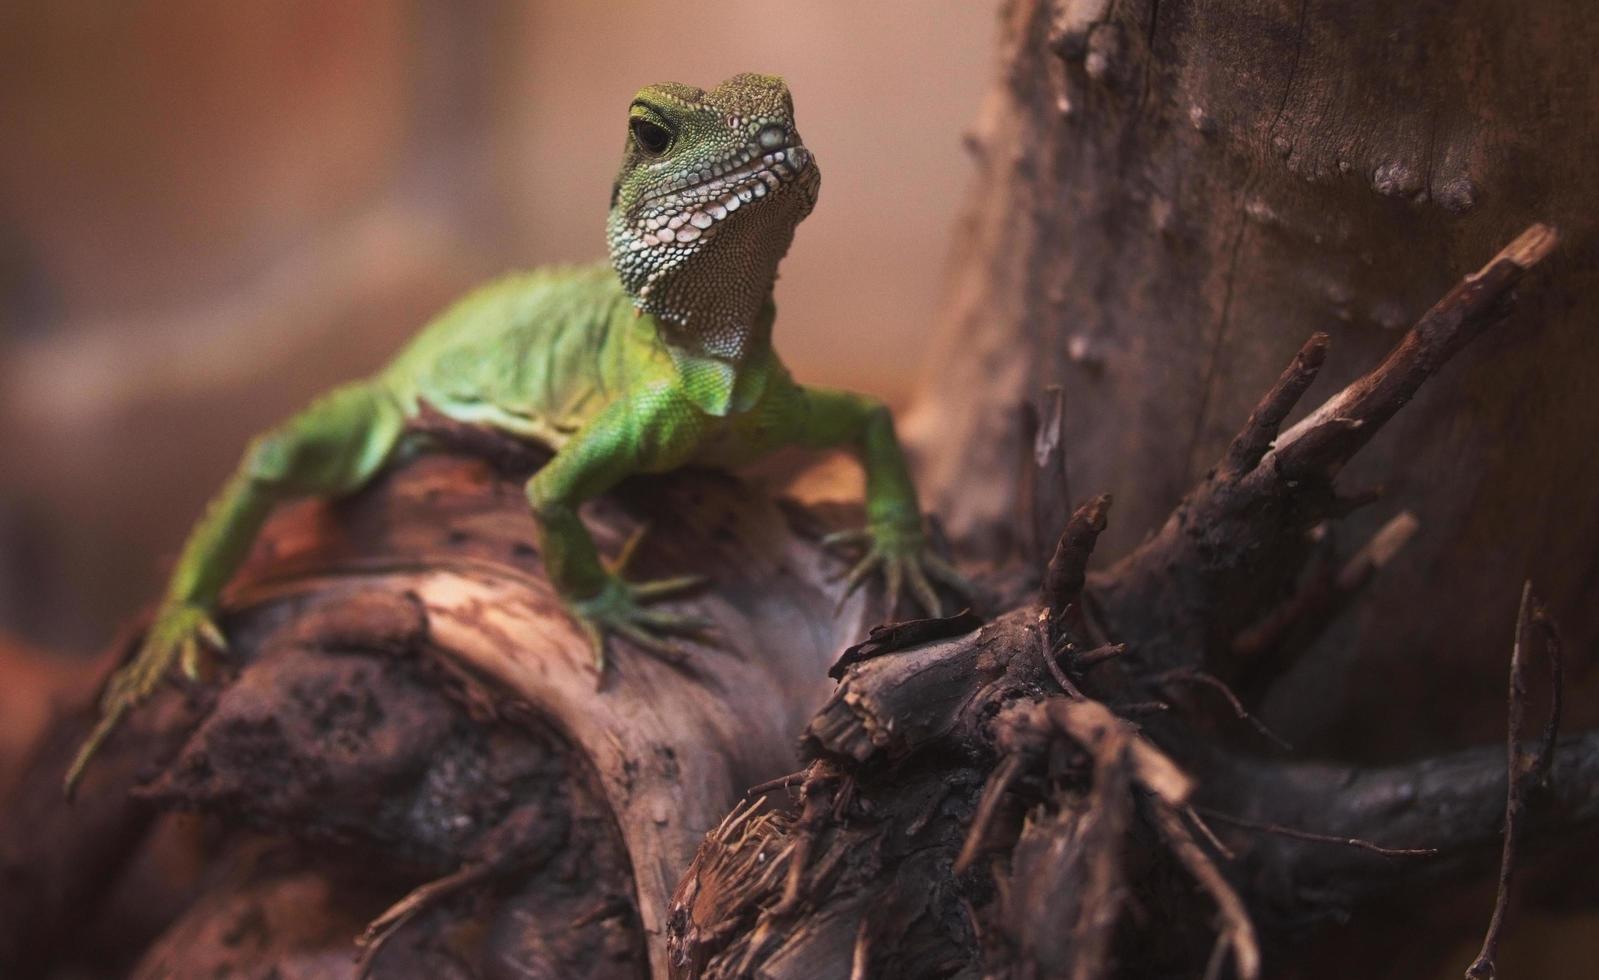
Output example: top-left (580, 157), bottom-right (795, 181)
top-left (631, 118), bottom-right (673, 156)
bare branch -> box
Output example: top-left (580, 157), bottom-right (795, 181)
top-left (1068, 641), bottom-right (1127, 669)
top-left (1219, 332), bottom-right (1329, 481)
top-left (1094, 225), bottom-right (1556, 678)
top-left (1272, 224), bottom-right (1559, 480)
top-left (1205, 729), bottom-right (1599, 934)
top-left (1037, 620), bottom-right (1085, 699)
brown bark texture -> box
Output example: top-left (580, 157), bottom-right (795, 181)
top-left (5, 2), bottom-right (1599, 979)
top-left (909, 0), bottom-right (1599, 757)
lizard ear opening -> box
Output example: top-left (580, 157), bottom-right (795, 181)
top-left (630, 118), bottom-right (673, 156)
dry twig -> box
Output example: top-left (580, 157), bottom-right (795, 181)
top-left (1149, 799), bottom-right (1261, 980)
top-left (953, 753), bottom-right (1025, 876)
top-left (1157, 667), bottom-right (1292, 751)
top-left (1038, 620), bottom-right (1085, 699)
top-left (1465, 582), bottom-right (1565, 980)
top-left (1192, 805), bottom-right (1438, 859)
top-left (356, 861), bottom-right (498, 977)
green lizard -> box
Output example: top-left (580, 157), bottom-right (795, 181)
top-left (66, 73), bottom-right (966, 793)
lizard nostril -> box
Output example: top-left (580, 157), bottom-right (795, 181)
top-left (757, 124), bottom-right (787, 150)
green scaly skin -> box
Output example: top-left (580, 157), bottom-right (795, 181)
top-left (66, 73), bottom-right (968, 794)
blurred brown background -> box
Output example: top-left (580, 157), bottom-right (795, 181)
top-left (0, 1), bottom-right (992, 679)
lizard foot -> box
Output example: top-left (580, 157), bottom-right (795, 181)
top-left (571, 521), bottom-right (714, 678)
top-left (569, 574), bottom-right (714, 679)
top-left (64, 601), bottom-right (226, 797)
top-left (823, 523), bottom-right (973, 619)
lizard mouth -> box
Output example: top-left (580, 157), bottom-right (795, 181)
top-left (631, 142), bottom-right (816, 245)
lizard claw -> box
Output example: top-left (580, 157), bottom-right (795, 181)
top-left (64, 601), bottom-right (226, 797)
top-left (631, 574), bottom-right (708, 601)
top-left (569, 574), bottom-right (714, 680)
top-left (825, 520), bottom-right (972, 621)
top-left (820, 528), bottom-right (872, 552)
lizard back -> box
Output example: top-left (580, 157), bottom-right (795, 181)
top-left (383, 262), bottom-right (664, 446)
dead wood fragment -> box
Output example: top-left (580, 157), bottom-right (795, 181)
top-left (744, 770), bottom-right (807, 797)
top-left (992, 704), bottom-right (1132, 980)
top-left (126, 844), bottom-right (457, 980)
top-left (1185, 806), bottom-right (1237, 861)
top-left (1465, 583), bottom-right (1565, 980)
top-left (9, 448), bottom-right (869, 980)
top-left (1043, 494), bottom-right (1111, 627)
top-left (733, 554), bottom-right (1599, 978)
top-left (771, 761), bottom-right (846, 917)
top-left (805, 609), bottom-right (1030, 765)
top-left (1201, 729), bottom-right (1599, 938)
top-left (0, 630), bottom-right (202, 976)
top-left (356, 861), bottom-right (499, 976)
top-left (355, 802), bottom-right (559, 977)
top-left (827, 609), bottom-right (984, 680)
top-left (1067, 641), bottom-right (1126, 669)
top-left (952, 752), bottom-right (1025, 877)
top-left (666, 799), bottom-right (792, 977)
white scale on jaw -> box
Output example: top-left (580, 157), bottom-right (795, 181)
top-left (630, 143), bottom-right (813, 250)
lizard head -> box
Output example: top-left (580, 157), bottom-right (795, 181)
top-left (606, 73), bottom-right (821, 357)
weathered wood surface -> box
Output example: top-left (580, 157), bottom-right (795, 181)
top-left (910, 0), bottom-right (1599, 756)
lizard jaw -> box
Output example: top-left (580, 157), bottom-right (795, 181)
top-left (628, 142), bottom-right (816, 250)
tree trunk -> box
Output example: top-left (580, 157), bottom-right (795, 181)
top-left (5, 2), bottom-right (1599, 979)
top-left (909, 0), bottom-right (1599, 757)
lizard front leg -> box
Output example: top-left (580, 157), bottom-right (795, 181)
top-left (525, 393), bottom-right (710, 674)
top-left (794, 385), bottom-right (971, 617)
top-left (65, 381), bottom-right (407, 794)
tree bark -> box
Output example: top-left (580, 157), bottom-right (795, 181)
top-left (5, 2), bottom-right (1599, 978)
top-left (909, 0), bottom-right (1599, 757)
